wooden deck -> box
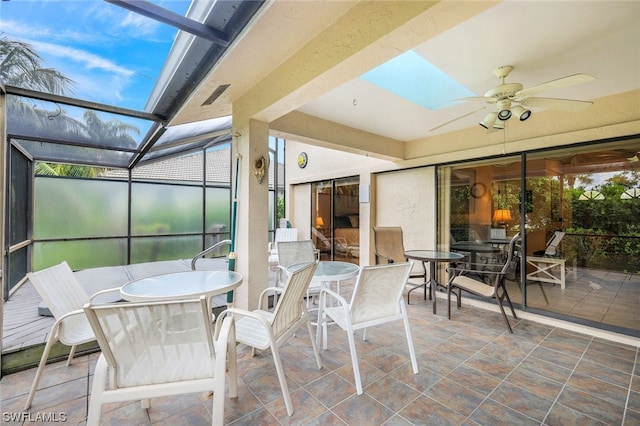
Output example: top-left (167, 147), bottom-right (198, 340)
top-left (3, 280), bottom-right (55, 352)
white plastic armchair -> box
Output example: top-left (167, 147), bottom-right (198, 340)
top-left (315, 262), bottom-right (419, 395)
top-left (84, 296), bottom-right (237, 426)
top-left (24, 261), bottom-right (120, 411)
top-left (268, 228), bottom-right (298, 267)
top-left (216, 261), bottom-right (320, 416)
top-left (275, 240), bottom-right (318, 288)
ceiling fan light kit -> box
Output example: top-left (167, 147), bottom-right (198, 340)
top-left (511, 105), bottom-right (531, 121)
top-left (496, 99), bottom-right (512, 120)
top-left (479, 112), bottom-right (498, 129)
top-left (436, 65), bottom-right (595, 134)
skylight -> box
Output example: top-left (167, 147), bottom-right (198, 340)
top-left (361, 50), bottom-right (474, 110)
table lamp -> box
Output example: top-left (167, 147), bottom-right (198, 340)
top-left (492, 209), bottom-right (512, 230)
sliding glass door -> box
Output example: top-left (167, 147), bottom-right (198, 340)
top-left (521, 140), bottom-right (640, 330)
top-left (311, 177), bottom-right (359, 263)
top-left (438, 137), bottom-right (640, 335)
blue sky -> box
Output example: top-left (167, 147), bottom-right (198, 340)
top-left (362, 50), bottom-right (473, 110)
top-left (0, 0), bottom-right (190, 111)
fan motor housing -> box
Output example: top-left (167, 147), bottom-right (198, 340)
top-left (485, 83), bottom-right (523, 100)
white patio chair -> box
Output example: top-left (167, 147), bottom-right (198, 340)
top-left (24, 261), bottom-right (119, 411)
top-left (275, 240), bottom-right (317, 288)
top-left (216, 261), bottom-right (321, 416)
top-left (84, 296), bottom-right (237, 426)
top-left (315, 262), bottom-right (419, 395)
top-left (268, 227), bottom-right (298, 267)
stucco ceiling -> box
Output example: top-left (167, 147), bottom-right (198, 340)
top-left (174, 1), bottom-right (640, 155)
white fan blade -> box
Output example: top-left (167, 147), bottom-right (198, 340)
top-left (515, 73), bottom-right (595, 98)
top-left (519, 97), bottom-right (593, 112)
top-left (452, 96), bottom-right (498, 104)
top-left (429, 106), bottom-right (486, 131)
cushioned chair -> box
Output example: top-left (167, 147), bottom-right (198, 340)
top-left (216, 261), bottom-right (321, 416)
top-left (373, 226), bottom-right (427, 303)
top-left (84, 296), bottom-right (237, 426)
top-left (24, 261), bottom-right (120, 411)
top-left (447, 233), bottom-right (520, 333)
top-left (316, 262), bottom-right (419, 394)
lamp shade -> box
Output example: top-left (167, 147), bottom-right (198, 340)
top-left (511, 105), bottom-right (531, 121)
top-left (492, 209), bottom-right (512, 223)
top-left (497, 99), bottom-right (512, 120)
top-left (479, 112), bottom-right (498, 129)
top-left (316, 216), bottom-right (324, 227)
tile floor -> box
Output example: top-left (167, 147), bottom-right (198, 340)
top-left (1, 292), bottom-right (639, 425)
top-left (505, 267), bottom-right (640, 331)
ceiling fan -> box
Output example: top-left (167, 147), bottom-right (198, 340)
top-left (431, 65), bottom-right (595, 133)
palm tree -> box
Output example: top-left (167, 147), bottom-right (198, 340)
top-left (0, 34), bottom-right (74, 94)
top-left (1, 34), bottom-right (141, 176)
top-left (83, 110), bottom-right (140, 149)
top-left (1, 35), bottom-right (97, 175)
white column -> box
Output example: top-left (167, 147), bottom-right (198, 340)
top-left (232, 117), bottom-right (270, 310)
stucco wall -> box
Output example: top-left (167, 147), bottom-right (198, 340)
top-left (374, 167), bottom-right (436, 252)
top-left (286, 140), bottom-right (391, 184)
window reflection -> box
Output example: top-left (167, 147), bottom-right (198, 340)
top-left (439, 138), bottom-right (640, 334)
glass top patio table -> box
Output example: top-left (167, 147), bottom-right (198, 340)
top-left (404, 250), bottom-right (464, 314)
top-left (289, 260), bottom-right (360, 348)
top-left (288, 260), bottom-right (359, 291)
top-left (120, 270), bottom-right (243, 303)
top-left (450, 242), bottom-right (500, 266)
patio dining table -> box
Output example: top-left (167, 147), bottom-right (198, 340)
top-left (450, 241), bottom-right (500, 267)
top-left (120, 270), bottom-right (243, 312)
top-left (288, 260), bottom-right (359, 348)
top-left (404, 250), bottom-right (464, 314)
top-left (288, 260), bottom-right (359, 295)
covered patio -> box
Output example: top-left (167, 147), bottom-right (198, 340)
top-left (1, 1), bottom-right (640, 424)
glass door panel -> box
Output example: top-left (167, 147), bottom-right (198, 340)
top-left (311, 177), bottom-right (359, 263)
top-left (524, 139), bottom-right (640, 332)
top-left (438, 156), bottom-right (523, 303)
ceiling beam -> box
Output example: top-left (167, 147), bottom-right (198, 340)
top-left (272, 111), bottom-right (405, 161)
top-left (104, 0), bottom-right (230, 46)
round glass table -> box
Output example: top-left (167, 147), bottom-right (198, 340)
top-left (288, 260), bottom-right (359, 294)
top-left (120, 270), bottom-right (243, 304)
top-left (450, 242), bottom-right (500, 266)
top-left (289, 260), bottom-right (359, 348)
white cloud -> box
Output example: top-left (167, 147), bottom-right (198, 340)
top-left (0, 20), bottom-right (102, 45)
top-left (30, 40), bottom-right (135, 78)
top-left (120, 12), bottom-right (161, 37)
top-left (72, 72), bottom-right (127, 104)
